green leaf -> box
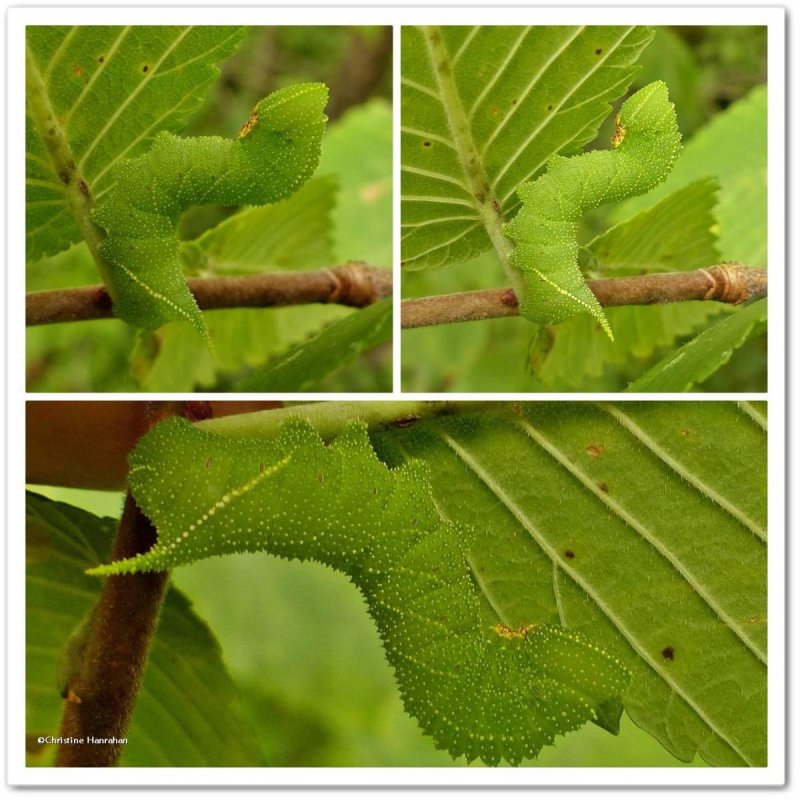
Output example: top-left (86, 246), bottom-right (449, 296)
top-left (612, 86), bottom-right (767, 266)
top-left (93, 82), bottom-right (329, 335)
top-left (372, 402), bottom-right (766, 766)
top-left (25, 491), bottom-right (261, 767)
top-left (505, 81), bottom-right (681, 337)
top-left (236, 298), bottom-right (393, 392)
top-left (626, 299), bottom-right (768, 392)
top-left (187, 175), bottom-right (337, 275)
top-left (26, 25), bottom-right (247, 262)
top-left (317, 99), bottom-right (393, 266)
top-left (400, 25), bottom-right (653, 270)
top-left (90, 416), bottom-right (630, 766)
top-left (587, 178), bottom-right (720, 275)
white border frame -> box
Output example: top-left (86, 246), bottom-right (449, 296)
top-left (5, 2), bottom-right (786, 789)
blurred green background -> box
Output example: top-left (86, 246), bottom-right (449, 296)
top-left (402, 25), bottom-right (768, 393)
top-left (31, 484), bottom-right (704, 768)
top-left (27, 26), bottom-right (393, 393)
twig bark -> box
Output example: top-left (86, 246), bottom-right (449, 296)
top-left (401, 264), bottom-right (767, 329)
top-left (26, 263), bottom-right (392, 326)
top-left (55, 401), bottom-right (213, 767)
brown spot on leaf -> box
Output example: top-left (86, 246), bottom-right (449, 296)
top-left (78, 179), bottom-right (89, 195)
top-left (423, 140), bottom-right (431, 147)
top-left (662, 646), bottom-right (675, 661)
top-left (142, 64), bottom-right (149, 73)
top-left (98, 55), bottom-right (105, 63)
top-left (586, 444), bottom-right (605, 458)
top-left (597, 482), bottom-right (609, 493)
top-left (58, 168), bottom-right (71, 186)
top-left (595, 48), bottom-right (603, 55)
top-left (73, 63), bottom-right (83, 76)
top-left (564, 549), bottom-right (575, 560)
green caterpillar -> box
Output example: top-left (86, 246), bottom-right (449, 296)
top-left (89, 417), bottom-right (629, 766)
top-left (505, 81), bottom-right (681, 338)
top-left (92, 83), bottom-right (328, 335)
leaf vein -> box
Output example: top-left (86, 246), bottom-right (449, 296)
top-left (601, 405), bottom-right (767, 542)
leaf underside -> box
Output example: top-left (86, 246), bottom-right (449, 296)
top-left (26, 25), bottom-right (247, 263)
top-left (91, 417), bottom-right (630, 766)
top-left (373, 402), bottom-right (767, 767)
top-left (400, 24), bottom-right (652, 270)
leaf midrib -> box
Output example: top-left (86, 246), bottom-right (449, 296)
top-left (25, 43), bottom-right (111, 283)
top-left (420, 25), bottom-right (517, 287)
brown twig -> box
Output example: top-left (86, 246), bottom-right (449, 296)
top-left (401, 263), bottom-right (767, 329)
top-left (26, 263), bottom-right (393, 326)
top-left (55, 401), bottom-right (213, 767)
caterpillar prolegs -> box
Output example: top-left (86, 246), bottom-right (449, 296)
top-left (92, 83), bottom-right (328, 334)
top-left (505, 81), bottom-right (681, 338)
top-left (89, 417), bottom-right (629, 766)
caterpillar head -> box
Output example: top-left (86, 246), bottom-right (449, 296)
top-left (240, 82), bottom-right (329, 142)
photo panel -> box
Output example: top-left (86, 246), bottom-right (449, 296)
top-left (25, 400), bottom-right (766, 769)
top-left (25, 25), bottom-right (393, 393)
top-left (400, 25), bottom-right (768, 393)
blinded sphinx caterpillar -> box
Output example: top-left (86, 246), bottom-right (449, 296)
top-left (89, 417), bottom-right (629, 766)
top-left (92, 83), bottom-right (328, 335)
top-left (504, 81), bottom-right (681, 339)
